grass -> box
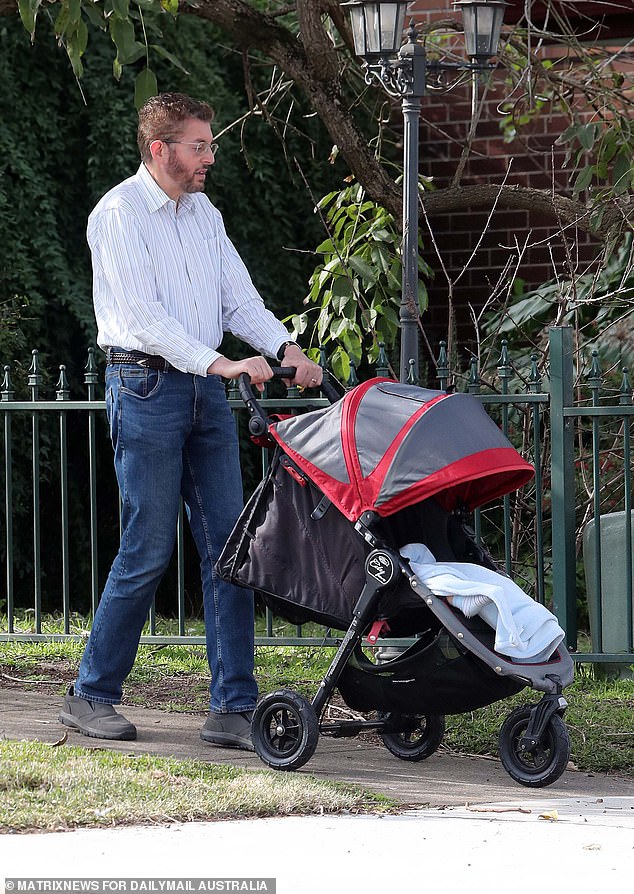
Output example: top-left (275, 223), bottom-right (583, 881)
top-left (0, 740), bottom-right (393, 833)
top-left (1, 613), bottom-right (634, 833)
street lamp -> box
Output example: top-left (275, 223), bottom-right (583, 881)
top-left (341, 0), bottom-right (508, 383)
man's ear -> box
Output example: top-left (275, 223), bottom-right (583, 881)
top-left (149, 139), bottom-right (164, 161)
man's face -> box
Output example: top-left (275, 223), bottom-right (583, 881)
top-left (159, 117), bottom-right (216, 198)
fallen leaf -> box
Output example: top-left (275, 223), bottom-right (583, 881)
top-left (49, 732), bottom-right (68, 747)
top-left (539, 809), bottom-right (559, 821)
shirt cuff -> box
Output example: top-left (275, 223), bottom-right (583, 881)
top-left (189, 347), bottom-right (222, 377)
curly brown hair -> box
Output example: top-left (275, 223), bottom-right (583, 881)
top-left (137, 93), bottom-right (214, 162)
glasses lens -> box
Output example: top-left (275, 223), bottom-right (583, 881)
top-left (194, 142), bottom-right (218, 156)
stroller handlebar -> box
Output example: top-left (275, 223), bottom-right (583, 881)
top-left (238, 367), bottom-right (342, 437)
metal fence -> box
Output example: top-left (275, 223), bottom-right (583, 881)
top-left (1, 327), bottom-right (632, 665)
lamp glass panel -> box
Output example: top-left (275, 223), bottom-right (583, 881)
top-left (461, 3), bottom-right (505, 58)
top-left (364, 2), bottom-right (408, 55)
top-left (348, 5), bottom-right (369, 56)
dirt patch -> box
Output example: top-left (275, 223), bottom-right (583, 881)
top-left (0, 661), bottom-right (208, 715)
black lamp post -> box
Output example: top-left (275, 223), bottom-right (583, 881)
top-left (341, 0), bottom-right (507, 383)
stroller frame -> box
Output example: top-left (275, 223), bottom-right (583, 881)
top-left (252, 509), bottom-right (572, 786)
top-left (227, 371), bottom-right (575, 787)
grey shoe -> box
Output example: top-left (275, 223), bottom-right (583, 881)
top-left (201, 710), bottom-right (254, 751)
top-left (58, 685), bottom-right (137, 741)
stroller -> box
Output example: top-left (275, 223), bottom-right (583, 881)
top-left (218, 372), bottom-right (574, 787)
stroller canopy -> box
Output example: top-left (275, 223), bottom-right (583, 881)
top-left (270, 379), bottom-right (534, 521)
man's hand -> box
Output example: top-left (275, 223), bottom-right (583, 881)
top-left (208, 355), bottom-right (274, 393)
top-left (280, 344), bottom-right (323, 389)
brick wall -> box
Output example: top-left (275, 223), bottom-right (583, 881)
top-left (401, 1), bottom-right (609, 344)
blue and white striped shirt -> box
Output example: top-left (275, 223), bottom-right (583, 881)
top-left (87, 163), bottom-right (292, 376)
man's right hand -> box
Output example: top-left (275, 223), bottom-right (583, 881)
top-left (207, 355), bottom-right (274, 393)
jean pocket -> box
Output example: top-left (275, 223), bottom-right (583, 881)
top-left (118, 367), bottom-right (165, 399)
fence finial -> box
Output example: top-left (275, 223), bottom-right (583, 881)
top-left (56, 365), bottom-right (70, 401)
top-left (436, 341), bottom-right (449, 392)
top-left (497, 340), bottom-right (511, 393)
top-left (1, 365), bottom-right (14, 402)
top-left (318, 345), bottom-right (329, 371)
top-left (468, 356), bottom-right (480, 394)
top-left (347, 359), bottom-right (359, 389)
top-left (588, 350), bottom-right (602, 399)
top-left (375, 342), bottom-right (390, 378)
top-left (529, 353), bottom-right (542, 394)
top-left (28, 349), bottom-right (41, 400)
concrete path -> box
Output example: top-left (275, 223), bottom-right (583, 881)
top-left (2, 688), bottom-right (634, 893)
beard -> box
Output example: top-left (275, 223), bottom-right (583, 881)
top-left (166, 150), bottom-right (206, 194)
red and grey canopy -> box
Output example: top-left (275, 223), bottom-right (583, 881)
top-left (270, 379), bottom-right (534, 521)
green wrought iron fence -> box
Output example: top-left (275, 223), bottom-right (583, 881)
top-left (1, 328), bottom-right (632, 665)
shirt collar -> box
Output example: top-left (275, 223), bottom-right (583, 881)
top-left (136, 163), bottom-right (195, 215)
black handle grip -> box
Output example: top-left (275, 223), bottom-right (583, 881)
top-left (237, 366), bottom-right (343, 436)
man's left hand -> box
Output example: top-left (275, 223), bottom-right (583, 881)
top-left (280, 344), bottom-right (323, 389)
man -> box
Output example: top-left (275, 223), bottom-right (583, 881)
top-left (58, 92), bottom-right (322, 750)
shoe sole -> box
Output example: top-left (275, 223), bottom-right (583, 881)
top-left (58, 711), bottom-right (137, 741)
top-left (200, 730), bottom-right (254, 752)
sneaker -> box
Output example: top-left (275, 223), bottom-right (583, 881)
top-left (58, 685), bottom-right (137, 741)
top-left (200, 710), bottom-right (254, 751)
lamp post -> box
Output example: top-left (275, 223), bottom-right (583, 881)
top-left (341, 0), bottom-right (507, 383)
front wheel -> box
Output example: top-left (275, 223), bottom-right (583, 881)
top-left (499, 706), bottom-right (571, 788)
top-left (380, 713), bottom-right (445, 762)
top-left (252, 689), bottom-right (319, 771)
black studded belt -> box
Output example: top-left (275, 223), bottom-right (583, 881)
top-left (105, 347), bottom-right (172, 371)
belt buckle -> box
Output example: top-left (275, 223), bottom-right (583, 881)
top-left (136, 356), bottom-right (151, 368)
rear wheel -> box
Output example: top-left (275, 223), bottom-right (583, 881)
top-left (499, 705), bottom-right (570, 787)
top-left (380, 713), bottom-right (445, 762)
top-left (252, 689), bottom-right (319, 771)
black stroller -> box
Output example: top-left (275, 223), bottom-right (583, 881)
top-left (218, 372), bottom-right (574, 787)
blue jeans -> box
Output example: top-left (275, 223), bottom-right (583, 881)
top-left (75, 366), bottom-right (258, 713)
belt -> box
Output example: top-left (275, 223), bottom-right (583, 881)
top-left (105, 347), bottom-right (172, 371)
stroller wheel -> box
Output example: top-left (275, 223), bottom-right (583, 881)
top-left (380, 713), bottom-right (445, 762)
top-left (252, 689), bottom-right (319, 771)
top-left (498, 705), bottom-right (571, 788)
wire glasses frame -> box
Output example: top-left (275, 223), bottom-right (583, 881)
top-left (163, 140), bottom-right (219, 157)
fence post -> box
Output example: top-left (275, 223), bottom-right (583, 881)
top-left (549, 326), bottom-right (577, 649)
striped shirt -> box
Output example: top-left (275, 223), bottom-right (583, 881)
top-left (87, 163), bottom-right (292, 376)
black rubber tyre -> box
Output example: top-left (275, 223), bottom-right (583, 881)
top-left (498, 705), bottom-right (571, 788)
top-left (380, 713), bottom-right (445, 762)
top-left (252, 689), bottom-right (319, 771)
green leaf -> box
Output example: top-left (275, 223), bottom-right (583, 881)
top-left (613, 152), bottom-right (632, 195)
top-left (572, 165), bottom-right (594, 197)
top-left (417, 281), bottom-right (428, 314)
top-left (577, 123), bottom-right (598, 152)
top-left (150, 45), bottom-right (190, 75)
top-left (134, 67), bottom-right (158, 109)
top-left (18, 0), bottom-right (41, 36)
top-left (69, 17), bottom-right (89, 56)
top-left (111, 0), bottom-right (130, 17)
top-left (160, 0), bottom-right (179, 14)
top-left (110, 18), bottom-right (146, 65)
top-left (348, 255), bottom-right (377, 285)
top-left (67, 0), bottom-right (82, 24)
top-left (54, 4), bottom-right (70, 37)
top-left (82, 1), bottom-right (107, 30)
top-left (330, 347), bottom-right (350, 383)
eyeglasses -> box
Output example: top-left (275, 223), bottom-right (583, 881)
top-left (163, 140), bottom-right (219, 158)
